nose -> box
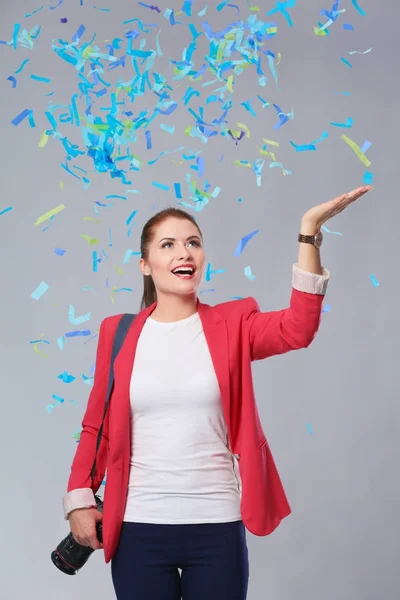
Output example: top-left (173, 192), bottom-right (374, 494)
top-left (176, 244), bottom-right (192, 260)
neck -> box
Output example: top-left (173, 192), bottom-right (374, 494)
top-left (149, 292), bottom-right (198, 322)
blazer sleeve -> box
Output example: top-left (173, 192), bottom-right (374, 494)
top-left (62, 317), bottom-right (113, 520)
top-left (245, 263), bottom-right (330, 362)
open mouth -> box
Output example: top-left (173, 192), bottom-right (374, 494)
top-left (171, 267), bottom-right (196, 279)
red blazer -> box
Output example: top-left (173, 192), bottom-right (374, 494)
top-left (67, 289), bottom-right (324, 564)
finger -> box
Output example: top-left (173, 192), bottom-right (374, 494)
top-left (346, 185), bottom-right (373, 200)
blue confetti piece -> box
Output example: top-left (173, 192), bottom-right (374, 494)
top-left (205, 262), bottom-right (226, 282)
top-left (31, 281), bottom-right (49, 300)
top-left (58, 371), bottom-right (76, 383)
top-left (352, 0), bottom-right (366, 16)
top-left (0, 206), bottom-right (12, 216)
top-left (145, 130), bottom-right (152, 149)
top-left (362, 172), bottom-right (373, 185)
top-left (11, 109), bottom-right (32, 126)
top-left (234, 230), bottom-right (259, 256)
top-left (54, 247), bottom-right (66, 256)
top-left (30, 74), bottom-right (51, 83)
top-left (93, 251), bottom-right (98, 273)
top-left (244, 265), bottom-right (256, 280)
top-left (341, 57), bottom-right (352, 68)
top-left (65, 330), bottom-right (92, 338)
top-left (14, 59), bottom-right (29, 74)
top-left (152, 181), bottom-right (169, 191)
top-left (7, 76), bottom-right (17, 88)
top-left (68, 305), bottom-right (91, 325)
top-left (174, 183), bottom-right (182, 199)
top-left (360, 140), bottom-right (372, 154)
top-left (321, 304), bottom-right (331, 313)
top-left (105, 194), bottom-right (127, 200)
top-left (49, 0), bottom-right (65, 9)
top-left (72, 24), bottom-right (85, 42)
top-left (25, 5), bottom-right (44, 17)
top-left (330, 117), bottom-right (353, 128)
top-left (52, 394), bottom-right (65, 403)
top-left (307, 422), bottom-right (313, 436)
top-left (93, 5), bottom-right (111, 11)
top-left (343, 23), bottom-right (355, 30)
top-left (369, 274), bottom-right (379, 287)
top-left (12, 23), bottom-right (20, 49)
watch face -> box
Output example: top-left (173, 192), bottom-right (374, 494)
top-left (314, 231), bottom-right (323, 248)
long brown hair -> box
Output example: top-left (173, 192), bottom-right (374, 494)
top-left (140, 207), bottom-right (203, 311)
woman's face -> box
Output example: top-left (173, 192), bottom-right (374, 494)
top-left (140, 217), bottom-right (206, 297)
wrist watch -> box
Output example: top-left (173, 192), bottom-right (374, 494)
top-left (298, 230), bottom-right (323, 249)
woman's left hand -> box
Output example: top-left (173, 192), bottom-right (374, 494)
top-left (301, 185), bottom-right (373, 232)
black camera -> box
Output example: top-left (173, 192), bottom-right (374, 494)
top-left (51, 495), bottom-right (103, 575)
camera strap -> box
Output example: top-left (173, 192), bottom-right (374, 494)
top-left (90, 313), bottom-right (137, 485)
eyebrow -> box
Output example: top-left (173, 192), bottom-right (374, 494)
top-left (158, 235), bottom-right (201, 243)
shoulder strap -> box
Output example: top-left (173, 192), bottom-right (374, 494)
top-left (90, 313), bottom-right (136, 484)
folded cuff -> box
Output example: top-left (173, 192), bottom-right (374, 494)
top-left (292, 263), bottom-right (330, 295)
top-left (62, 488), bottom-right (97, 521)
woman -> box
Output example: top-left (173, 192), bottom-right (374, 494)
top-left (63, 185), bottom-right (371, 600)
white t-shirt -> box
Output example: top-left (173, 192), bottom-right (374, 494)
top-left (122, 311), bottom-right (242, 524)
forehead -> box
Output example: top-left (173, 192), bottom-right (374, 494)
top-left (153, 217), bottom-right (200, 240)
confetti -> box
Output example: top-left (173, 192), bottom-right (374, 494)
top-left (58, 371), bottom-right (76, 383)
top-left (234, 230), bottom-right (259, 256)
top-left (31, 281), bottom-right (50, 300)
top-left (7, 76), bottom-right (17, 88)
top-left (0, 206), bottom-right (12, 217)
top-left (34, 204), bottom-right (65, 226)
top-left (30, 74), bottom-right (51, 83)
top-left (340, 134), bottom-right (372, 167)
top-left (25, 6), bottom-right (44, 17)
top-left (49, 0), bottom-right (65, 10)
top-left (152, 181), bottom-right (169, 191)
top-left (244, 265), bottom-right (256, 280)
top-left (14, 59), bottom-right (30, 74)
top-left (352, 0), bottom-right (366, 17)
top-left (341, 57), bottom-right (352, 68)
top-left (369, 275), bottom-right (379, 287)
top-left (11, 109), bottom-right (32, 126)
top-left (290, 131), bottom-right (328, 152)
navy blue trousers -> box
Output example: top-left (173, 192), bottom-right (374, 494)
top-left (111, 520), bottom-right (249, 600)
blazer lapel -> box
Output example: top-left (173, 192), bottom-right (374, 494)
top-left (197, 300), bottom-right (232, 449)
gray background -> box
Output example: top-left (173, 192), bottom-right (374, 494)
top-left (0, 0), bottom-right (399, 599)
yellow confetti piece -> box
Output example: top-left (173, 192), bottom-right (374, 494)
top-left (114, 265), bottom-right (125, 276)
top-left (236, 122), bottom-right (250, 138)
top-left (340, 134), bottom-right (372, 167)
top-left (266, 26), bottom-right (277, 34)
top-left (33, 343), bottom-right (49, 358)
top-left (38, 131), bottom-right (49, 148)
top-left (263, 138), bottom-right (280, 147)
top-left (216, 40), bottom-right (226, 63)
top-left (60, 181), bottom-right (64, 190)
top-left (234, 160), bottom-right (252, 167)
top-left (258, 147), bottom-right (277, 160)
top-left (81, 235), bottom-right (99, 245)
top-left (226, 75), bottom-right (234, 93)
top-left (314, 26), bottom-right (328, 36)
top-left (249, 5), bottom-right (260, 10)
top-left (34, 204), bottom-right (65, 226)
top-left (81, 44), bottom-right (93, 59)
top-left (276, 52), bottom-right (281, 66)
top-left (83, 217), bottom-right (101, 223)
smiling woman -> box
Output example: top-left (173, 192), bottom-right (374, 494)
top-left (64, 202), bottom-right (332, 600)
